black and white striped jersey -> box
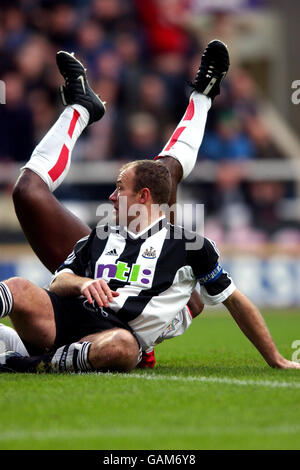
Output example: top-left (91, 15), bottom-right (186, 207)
top-left (53, 216), bottom-right (235, 349)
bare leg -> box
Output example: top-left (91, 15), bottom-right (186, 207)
top-left (187, 290), bottom-right (204, 318)
top-left (4, 277), bottom-right (56, 350)
top-left (13, 170), bottom-right (91, 273)
top-left (1, 277), bottom-right (139, 372)
top-left (158, 156), bottom-right (183, 212)
top-left (0, 325), bottom-right (139, 373)
top-left (13, 101), bottom-right (92, 273)
top-left (81, 329), bottom-right (140, 372)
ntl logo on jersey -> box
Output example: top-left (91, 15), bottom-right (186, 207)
top-left (96, 261), bottom-right (153, 286)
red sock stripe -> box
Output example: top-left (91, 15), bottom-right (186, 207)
top-left (68, 109), bottom-right (80, 138)
top-left (164, 126), bottom-right (186, 152)
top-left (183, 99), bottom-right (195, 121)
top-left (48, 110), bottom-right (80, 183)
top-left (48, 144), bottom-right (69, 182)
top-left (186, 304), bottom-right (194, 319)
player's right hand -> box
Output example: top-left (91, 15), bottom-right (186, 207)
top-left (273, 357), bottom-right (300, 369)
top-left (80, 279), bottom-right (119, 308)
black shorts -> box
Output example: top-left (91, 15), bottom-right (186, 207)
top-left (45, 290), bottom-right (139, 350)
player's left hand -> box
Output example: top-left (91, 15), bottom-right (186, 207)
top-left (80, 278), bottom-right (119, 308)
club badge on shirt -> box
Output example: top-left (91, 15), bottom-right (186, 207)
top-left (142, 247), bottom-right (156, 259)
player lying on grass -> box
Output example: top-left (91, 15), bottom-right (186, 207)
top-left (1, 41), bottom-right (299, 373)
top-left (0, 39), bottom-right (217, 368)
top-left (6, 46), bottom-right (215, 369)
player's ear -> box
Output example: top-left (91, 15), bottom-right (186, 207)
top-left (139, 187), bottom-right (151, 204)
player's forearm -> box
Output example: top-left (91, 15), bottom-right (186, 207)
top-left (223, 290), bottom-right (284, 368)
top-left (50, 272), bottom-right (90, 297)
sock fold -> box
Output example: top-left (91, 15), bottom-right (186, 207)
top-left (3, 341), bottom-right (93, 373)
top-left (50, 341), bottom-right (92, 372)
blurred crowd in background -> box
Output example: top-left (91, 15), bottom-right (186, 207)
top-left (0, 0), bottom-right (299, 247)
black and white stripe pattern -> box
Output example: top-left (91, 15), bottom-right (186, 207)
top-left (54, 218), bottom-right (235, 350)
top-left (0, 282), bottom-right (13, 318)
top-left (76, 341), bottom-right (92, 372)
top-left (50, 341), bottom-right (92, 372)
top-left (112, 225), bottom-right (184, 322)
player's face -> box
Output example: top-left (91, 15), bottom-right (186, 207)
top-left (109, 167), bottom-right (141, 225)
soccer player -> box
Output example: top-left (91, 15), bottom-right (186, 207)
top-left (1, 41), bottom-right (219, 367)
top-left (1, 42), bottom-right (299, 373)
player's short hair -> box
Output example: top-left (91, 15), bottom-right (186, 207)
top-left (120, 160), bottom-right (172, 205)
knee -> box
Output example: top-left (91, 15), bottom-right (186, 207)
top-left (5, 277), bottom-right (32, 297)
top-left (5, 276), bottom-right (30, 290)
top-left (2, 277), bottom-right (33, 316)
top-left (89, 329), bottom-right (140, 372)
top-left (114, 329), bottom-right (140, 371)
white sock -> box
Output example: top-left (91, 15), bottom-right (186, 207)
top-left (0, 324), bottom-right (29, 356)
top-left (51, 341), bottom-right (92, 372)
top-left (156, 92), bottom-right (211, 179)
top-left (22, 104), bottom-right (90, 192)
top-left (0, 282), bottom-right (13, 318)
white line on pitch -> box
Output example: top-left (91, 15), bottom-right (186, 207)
top-left (107, 373), bottom-right (300, 390)
top-left (2, 424), bottom-right (300, 442)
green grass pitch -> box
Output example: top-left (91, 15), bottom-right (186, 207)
top-left (1, 309), bottom-right (300, 450)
